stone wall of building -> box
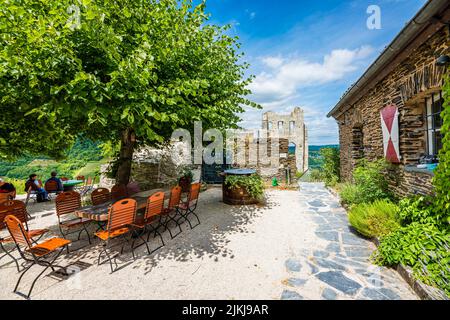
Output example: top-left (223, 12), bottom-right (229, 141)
top-left (336, 26), bottom-right (449, 197)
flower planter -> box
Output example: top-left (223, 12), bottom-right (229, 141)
top-left (222, 183), bottom-right (259, 205)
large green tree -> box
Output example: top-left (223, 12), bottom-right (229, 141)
top-left (0, 0), bottom-right (259, 184)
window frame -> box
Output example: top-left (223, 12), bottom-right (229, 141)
top-left (425, 91), bottom-right (443, 156)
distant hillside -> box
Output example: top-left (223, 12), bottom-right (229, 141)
top-left (309, 144), bottom-right (339, 169)
top-left (309, 145), bottom-right (339, 151)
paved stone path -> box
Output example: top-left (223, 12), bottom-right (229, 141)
top-left (280, 182), bottom-right (417, 300)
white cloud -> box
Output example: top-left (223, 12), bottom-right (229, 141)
top-left (248, 46), bottom-right (373, 104)
top-left (261, 56), bottom-right (284, 69)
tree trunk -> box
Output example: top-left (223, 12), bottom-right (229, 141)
top-left (116, 128), bottom-right (136, 185)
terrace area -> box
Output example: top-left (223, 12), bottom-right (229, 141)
top-left (0, 182), bottom-right (417, 300)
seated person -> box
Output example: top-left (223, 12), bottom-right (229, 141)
top-left (46, 171), bottom-right (64, 192)
top-left (25, 174), bottom-right (49, 202)
top-left (0, 178), bottom-right (16, 197)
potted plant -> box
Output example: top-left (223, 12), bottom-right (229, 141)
top-left (223, 173), bottom-right (265, 205)
top-left (179, 168), bottom-right (194, 192)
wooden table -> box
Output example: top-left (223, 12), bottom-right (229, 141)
top-left (74, 189), bottom-right (170, 222)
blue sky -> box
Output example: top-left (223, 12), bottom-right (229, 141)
top-left (203, 0), bottom-right (426, 145)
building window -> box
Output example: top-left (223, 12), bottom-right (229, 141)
top-left (288, 142), bottom-right (296, 155)
top-left (278, 121), bottom-right (284, 133)
top-left (425, 92), bottom-right (443, 156)
top-left (267, 122), bottom-right (273, 130)
top-left (289, 121), bottom-right (295, 134)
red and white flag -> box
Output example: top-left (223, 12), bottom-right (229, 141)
top-left (380, 104), bottom-right (400, 163)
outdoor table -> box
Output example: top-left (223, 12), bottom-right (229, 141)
top-left (62, 180), bottom-right (84, 191)
top-left (74, 188), bottom-right (171, 222)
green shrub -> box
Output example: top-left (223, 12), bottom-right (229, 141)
top-left (225, 174), bottom-right (265, 199)
top-left (373, 222), bottom-right (450, 296)
top-left (339, 159), bottom-right (393, 206)
top-left (398, 195), bottom-right (443, 226)
top-left (339, 183), bottom-right (363, 206)
top-left (3, 178), bottom-right (26, 195)
top-left (320, 147), bottom-right (340, 186)
top-left (308, 169), bottom-right (323, 182)
top-left (352, 159), bottom-right (393, 202)
top-left (348, 199), bottom-right (400, 238)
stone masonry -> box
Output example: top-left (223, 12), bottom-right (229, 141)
top-left (331, 23), bottom-right (449, 198)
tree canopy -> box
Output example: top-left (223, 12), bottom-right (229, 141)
top-left (0, 0), bottom-right (259, 182)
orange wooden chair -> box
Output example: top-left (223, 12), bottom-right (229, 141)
top-left (55, 191), bottom-right (92, 246)
top-left (80, 176), bottom-right (95, 197)
top-left (4, 214), bottom-right (70, 299)
top-left (0, 191), bottom-right (15, 204)
top-left (91, 187), bottom-right (111, 206)
top-left (176, 183), bottom-right (201, 229)
top-left (0, 201), bottom-right (48, 272)
top-left (111, 184), bottom-right (128, 201)
top-left (95, 198), bottom-right (136, 273)
top-left (44, 180), bottom-right (59, 199)
top-left (130, 192), bottom-right (165, 256)
top-left (160, 186), bottom-right (183, 239)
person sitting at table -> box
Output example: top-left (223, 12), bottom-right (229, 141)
top-left (25, 174), bottom-right (50, 202)
top-left (46, 171), bottom-right (64, 192)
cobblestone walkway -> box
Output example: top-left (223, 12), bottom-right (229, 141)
top-left (280, 182), bottom-right (418, 300)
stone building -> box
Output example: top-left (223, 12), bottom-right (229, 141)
top-left (262, 107), bottom-right (309, 174)
top-left (327, 0), bottom-right (450, 197)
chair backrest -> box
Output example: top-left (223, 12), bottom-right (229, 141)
top-left (4, 215), bottom-right (32, 249)
top-left (45, 180), bottom-right (59, 192)
top-left (61, 177), bottom-right (69, 181)
top-left (111, 184), bottom-right (128, 201)
top-left (91, 188), bottom-right (111, 206)
top-left (0, 192), bottom-right (15, 204)
top-left (55, 191), bottom-right (81, 216)
top-left (168, 186), bottom-right (182, 210)
top-left (145, 192), bottom-right (164, 220)
top-left (76, 176), bottom-right (85, 182)
top-left (188, 183), bottom-right (201, 203)
top-left (0, 200), bottom-right (28, 231)
top-left (107, 198), bottom-right (136, 231)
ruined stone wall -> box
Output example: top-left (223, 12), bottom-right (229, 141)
top-left (336, 26), bottom-right (449, 197)
top-left (262, 107), bottom-right (308, 173)
top-left (100, 144), bottom-right (201, 190)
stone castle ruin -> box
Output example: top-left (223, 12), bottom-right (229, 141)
top-left (101, 107), bottom-right (308, 187)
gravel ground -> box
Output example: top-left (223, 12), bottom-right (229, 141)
top-left (0, 183), bottom-right (417, 300)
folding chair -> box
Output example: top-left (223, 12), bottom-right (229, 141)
top-left (91, 188), bottom-right (111, 206)
top-left (44, 180), bottom-right (59, 200)
top-left (24, 186), bottom-right (37, 207)
top-left (111, 184), bottom-right (128, 201)
top-left (130, 192), bottom-right (165, 256)
top-left (4, 215), bottom-right (70, 299)
top-left (95, 198), bottom-right (136, 273)
top-left (161, 186), bottom-right (183, 239)
top-left (80, 176), bottom-right (95, 197)
top-left (0, 201), bottom-right (48, 272)
top-left (176, 183), bottom-right (201, 229)
top-left (55, 191), bottom-right (92, 247)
